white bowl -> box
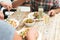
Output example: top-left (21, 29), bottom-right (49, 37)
top-left (23, 18), bottom-right (35, 27)
top-left (25, 22), bottom-right (35, 27)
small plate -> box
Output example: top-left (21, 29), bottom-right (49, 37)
top-left (28, 12), bottom-right (35, 19)
top-left (6, 19), bottom-right (19, 28)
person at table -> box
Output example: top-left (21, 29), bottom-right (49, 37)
top-left (34, 0), bottom-right (60, 16)
top-left (12, 0), bottom-right (60, 16)
top-left (31, 0), bottom-right (60, 16)
top-left (45, 0), bottom-right (60, 16)
top-left (0, 1), bottom-right (12, 20)
top-left (0, 20), bottom-right (38, 40)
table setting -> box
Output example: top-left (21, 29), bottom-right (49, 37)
top-left (4, 6), bottom-right (60, 40)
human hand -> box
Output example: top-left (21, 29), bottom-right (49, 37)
top-left (48, 10), bottom-right (57, 17)
top-left (26, 27), bottom-right (38, 40)
top-left (1, 2), bottom-right (12, 11)
top-left (0, 11), bottom-right (4, 20)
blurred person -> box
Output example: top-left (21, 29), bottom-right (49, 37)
top-left (0, 1), bottom-right (12, 20)
top-left (35, 0), bottom-right (60, 16)
top-left (0, 20), bottom-right (22, 40)
top-left (43, 0), bottom-right (60, 16)
top-left (31, 0), bottom-right (60, 16)
top-left (12, 0), bottom-right (30, 8)
top-left (12, 0), bottom-right (60, 16)
top-left (0, 20), bottom-right (38, 40)
top-left (0, 0), bottom-right (12, 10)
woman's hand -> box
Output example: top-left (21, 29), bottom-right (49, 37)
top-left (0, 2), bottom-right (12, 11)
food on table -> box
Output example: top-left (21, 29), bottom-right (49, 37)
top-left (7, 19), bottom-right (18, 27)
top-left (33, 12), bottom-right (39, 19)
top-left (23, 18), bottom-right (35, 27)
top-left (24, 19), bottom-right (34, 23)
top-left (19, 28), bottom-right (29, 38)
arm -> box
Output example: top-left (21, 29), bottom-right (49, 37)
top-left (48, 0), bottom-right (60, 16)
top-left (12, 0), bottom-right (25, 8)
top-left (12, 0), bottom-right (30, 8)
top-left (26, 27), bottom-right (38, 40)
top-left (13, 32), bottom-right (23, 40)
top-left (48, 8), bottom-right (60, 16)
top-left (55, 8), bottom-right (60, 14)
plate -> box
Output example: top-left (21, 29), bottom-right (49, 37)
top-left (28, 12), bottom-right (35, 19)
top-left (17, 28), bottom-right (29, 38)
top-left (6, 19), bottom-right (19, 28)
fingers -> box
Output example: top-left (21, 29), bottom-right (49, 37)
top-left (48, 10), bottom-right (55, 17)
top-left (0, 11), bottom-right (4, 20)
top-left (6, 4), bottom-right (12, 11)
top-left (1, 2), bottom-right (12, 10)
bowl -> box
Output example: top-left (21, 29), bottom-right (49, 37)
top-left (23, 18), bottom-right (35, 27)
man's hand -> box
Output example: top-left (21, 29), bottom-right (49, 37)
top-left (0, 2), bottom-right (12, 11)
top-left (48, 10), bottom-right (57, 17)
top-left (0, 11), bottom-right (4, 20)
top-left (26, 27), bottom-right (38, 40)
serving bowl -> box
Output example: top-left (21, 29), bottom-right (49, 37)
top-left (23, 18), bottom-right (35, 27)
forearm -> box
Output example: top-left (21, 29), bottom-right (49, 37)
top-left (12, 0), bottom-right (25, 8)
top-left (54, 8), bottom-right (60, 14)
top-left (27, 38), bottom-right (36, 40)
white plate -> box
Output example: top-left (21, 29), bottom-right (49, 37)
top-left (28, 12), bottom-right (35, 19)
top-left (6, 19), bottom-right (19, 28)
top-left (17, 28), bottom-right (26, 34)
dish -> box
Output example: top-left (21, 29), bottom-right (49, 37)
top-left (33, 12), bottom-right (39, 19)
top-left (28, 12), bottom-right (40, 19)
top-left (24, 19), bottom-right (34, 23)
top-left (23, 18), bottom-right (35, 27)
top-left (7, 19), bottom-right (19, 28)
top-left (17, 28), bottom-right (29, 38)
top-left (28, 12), bottom-right (35, 19)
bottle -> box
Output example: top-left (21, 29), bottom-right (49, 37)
top-left (38, 3), bottom-right (44, 19)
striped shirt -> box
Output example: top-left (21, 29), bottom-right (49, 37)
top-left (32, 0), bottom-right (60, 11)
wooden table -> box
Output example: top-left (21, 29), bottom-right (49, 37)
top-left (7, 12), bottom-right (60, 40)
top-left (34, 13), bottom-right (60, 40)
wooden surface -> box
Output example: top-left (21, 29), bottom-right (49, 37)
top-left (7, 12), bottom-right (60, 40)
